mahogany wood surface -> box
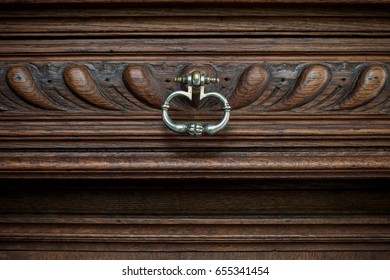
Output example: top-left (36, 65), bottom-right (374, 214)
top-left (0, 0), bottom-right (389, 259)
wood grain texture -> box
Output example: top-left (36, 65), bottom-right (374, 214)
top-left (0, 148), bottom-right (390, 179)
top-left (1, 1), bottom-right (390, 38)
top-left (2, 6), bottom-right (390, 18)
top-left (1, 179), bottom-right (389, 216)
top-left (271, 65), bottom-right (330, 110)
top-left (0, 179), bottom-right (389, 259)
top-left (3, 17), bottom-right (390, 37)
top-left (1, 223), bottom-right (389, 243)
top-left (2, 38), bottom-right (390, 55)
top-left (333, 65), bottom-right (388, 110)
top-left (1, 251), bottom-right (388, 260)
top-left (228, 65), bottom-right (269, 110)
top-left (123, 65), bottom-right (164, 109)
top-left (64, 66), bottom-right (121, 110)
top-left (5, 66), bottom-right (61, 110)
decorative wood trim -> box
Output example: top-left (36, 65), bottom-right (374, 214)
top-left (2, 38), bottom-right (390, 55)
top-left (0, 150), bottom-right (389, 179)
top-left (1, 219), bottom-right (389, 243)
top-left (123, 65), bottom-right (165, 109)
top-left (1, 217), bottom-right (389, 259)
top-left (5, 66), bottom-right (61, 111)
top-left (1, 62), bottom-right (389, 114)
top-left (2, 16), bottom-right (390, 37)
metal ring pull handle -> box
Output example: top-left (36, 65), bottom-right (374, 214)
top-left (162, 71), bottom-right (231, 136)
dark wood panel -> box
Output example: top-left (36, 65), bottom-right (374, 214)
top-left (0, 251), bottom-right (181, 260)
top-left (2, 240), bottom-right (390, 252)
top-left (0, 179), bottom-right (389, 216)
top-left (2, 6), bottom-right (390, 18)
top-left (1, 251), bottom-right (390, 260)
top-left (0, 179), bottom-right (389, 259)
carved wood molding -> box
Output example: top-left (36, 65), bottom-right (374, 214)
top-left (1, 62), bottom-right (389, 114)
top-left (3, 16), bottom-right (390, 37)
top-left (1, 218), bottom-right (389, 243)
top-left (0, 148), bottom-right (390, 179)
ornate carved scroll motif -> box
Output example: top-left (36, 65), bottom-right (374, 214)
top-left (236, 63), bottom-right (388, 113)
top-left (227, 65), bottom-right (270, 110)
top-left (64, 66), bottom-right (121, 111)
top-left (5, 66), bottom-right (62, 110)
top-left (269, 65), bottom-right (331, 111)
top-left (123, 65), bottom-right (165, 110)
top-left (328, 65), bottom-right (388, 110)
top-left (0, 63), bottom-right (152, 112)
top-left (0, 62), bottom-right (389, 114)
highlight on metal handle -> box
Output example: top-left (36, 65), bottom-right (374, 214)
top-left (161, 71), bottom-right (230, 136)
top-left (162, 91), bottom-right (230, 136)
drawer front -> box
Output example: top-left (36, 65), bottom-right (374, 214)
top-left (1, 37), bottom-right (390, 178)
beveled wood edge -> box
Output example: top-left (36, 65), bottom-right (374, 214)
top-left (1, 215), bottom-right (389, 225)
top-left (2, 215), bottom-right (390, 254)
top-left (0, 222), bottom-right (389, 243)
top-left (1, 171), bottom-right (389, 179)
top-left (2, 6), bottom-right (390, 18)
top-left (0, 151), bottom-right (389, 179)
top-left (2, 17), bottom-right (390, 37)
top-left (2, 38), bottom-right (390, 55)
top-left (1, 115), bottom-right (390, 135)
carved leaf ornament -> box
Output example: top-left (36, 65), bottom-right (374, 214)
top-left (0, 63), bottom-right (388, 113)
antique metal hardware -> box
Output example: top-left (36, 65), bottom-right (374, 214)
top-left (162, 71), bottom-right (230, 136)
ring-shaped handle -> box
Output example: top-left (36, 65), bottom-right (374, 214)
top-left (162, 91), bottom-right (231, 136)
